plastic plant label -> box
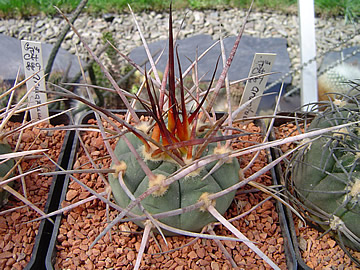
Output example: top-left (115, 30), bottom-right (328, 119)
top-left (238, 53), bottom-right (276, 119)
top-left (21, 40), bottom-right (49, 121)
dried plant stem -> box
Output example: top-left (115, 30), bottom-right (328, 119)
top-left (5, 69), bottom-right (20, 112)
top-left (45, 0), bottom-right (88, 78)
top-left (207, 204), bottom-right (280, 270)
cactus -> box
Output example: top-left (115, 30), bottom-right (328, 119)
top-left (318, 63), bottom-right (360, 101)
top-left (105, 6), bottom-right (243, 232)
top-left (109, 109), bottom-right (240, 234)
top-left (49, 2), bottom-right (360, 269)
top-left (289, 90), bottom-right (360, 252)
top-left (0, 140), bottom-right (14, 207)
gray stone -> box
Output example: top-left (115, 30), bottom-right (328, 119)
top-left (129, 34), bottom-right (292, 85)
top-left (129, 34), bottom-right (292, 112)
top-left (0, 33), bottom-right (82, 82)
top-left (319, 46), bottom-right (360, 73)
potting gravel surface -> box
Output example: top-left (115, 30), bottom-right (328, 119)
top-left (274, 122), bottom-right (360, 270)
top-left (55, 116), bottom-right (287, 269)
top-left (0, 121), bottom-right (67, 270)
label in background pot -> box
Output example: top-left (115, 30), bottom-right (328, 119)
top-left (238, 53), bottom-right (276, 120)
top-left (21, 40), bottom-right (49, 121)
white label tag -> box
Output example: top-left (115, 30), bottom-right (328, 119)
top-left (21, 40), bottom-right (49, 121)
top-left (238, 53), bottom-right (276, 119)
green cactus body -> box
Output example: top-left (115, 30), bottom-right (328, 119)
top-left (0, 141), bottom-right (14, 207)
top-left (108, 132), bottom-right (240, 234)
top-left (292, 105), bottom-right (360, 250)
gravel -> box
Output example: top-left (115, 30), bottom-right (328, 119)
top-left (0, 8), bottom-right (359, 86)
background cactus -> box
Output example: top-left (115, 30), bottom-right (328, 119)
top-left (0, 141), bottom-right (14, 207)
top-left (289, 90), bottom-right (360, 253)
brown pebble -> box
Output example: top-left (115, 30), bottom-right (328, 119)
top-left (224, 240), bottom-right (236, 249)
top-left (97, 260), bottom-right (107, 269)
top-left (127, 250), bottom-right (136, 261)
top-left (196, 247), bottom-right (206, 259)
top-left (75, 230), bottom-right (86, 240)
top-left (328, 239), bottom-right (336, 248)
top-left (79, 244), bottom-right (88, 251)
top-left (66, 189), bottom-right (79, 201)
top-left (188, 250), bottom-right (197, 259)
top-left (211, 261), bottom-right (220, 270)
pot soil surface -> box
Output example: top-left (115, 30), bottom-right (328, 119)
top-left (55, 115), bottom-right (287, 269)
top-left (0, 121), bottom-right (66, 270)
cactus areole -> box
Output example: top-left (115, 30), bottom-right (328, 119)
top-left (292, 99), bottom-right (360, 251)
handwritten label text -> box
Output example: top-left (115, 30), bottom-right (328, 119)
top-left (238, 53), bottom-right (276, 119)
top-left (21, 40), bottom-right (49, 121)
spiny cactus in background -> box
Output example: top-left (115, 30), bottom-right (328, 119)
top-left (289, 87), bottom-right (360, 255)
top-left (318, 62), bottom-right (360, 101)
top-left (0, 139), bottom-right (14, 207)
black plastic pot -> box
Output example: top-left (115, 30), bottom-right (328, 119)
top-left (22, 111), bottom-right (77, 270)
top-left (268, 145), bottom-right (311, 270)
top-left (45, 110), bottom-right (300, 269)
top-left (268, 113), bottom-right (315, 270)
